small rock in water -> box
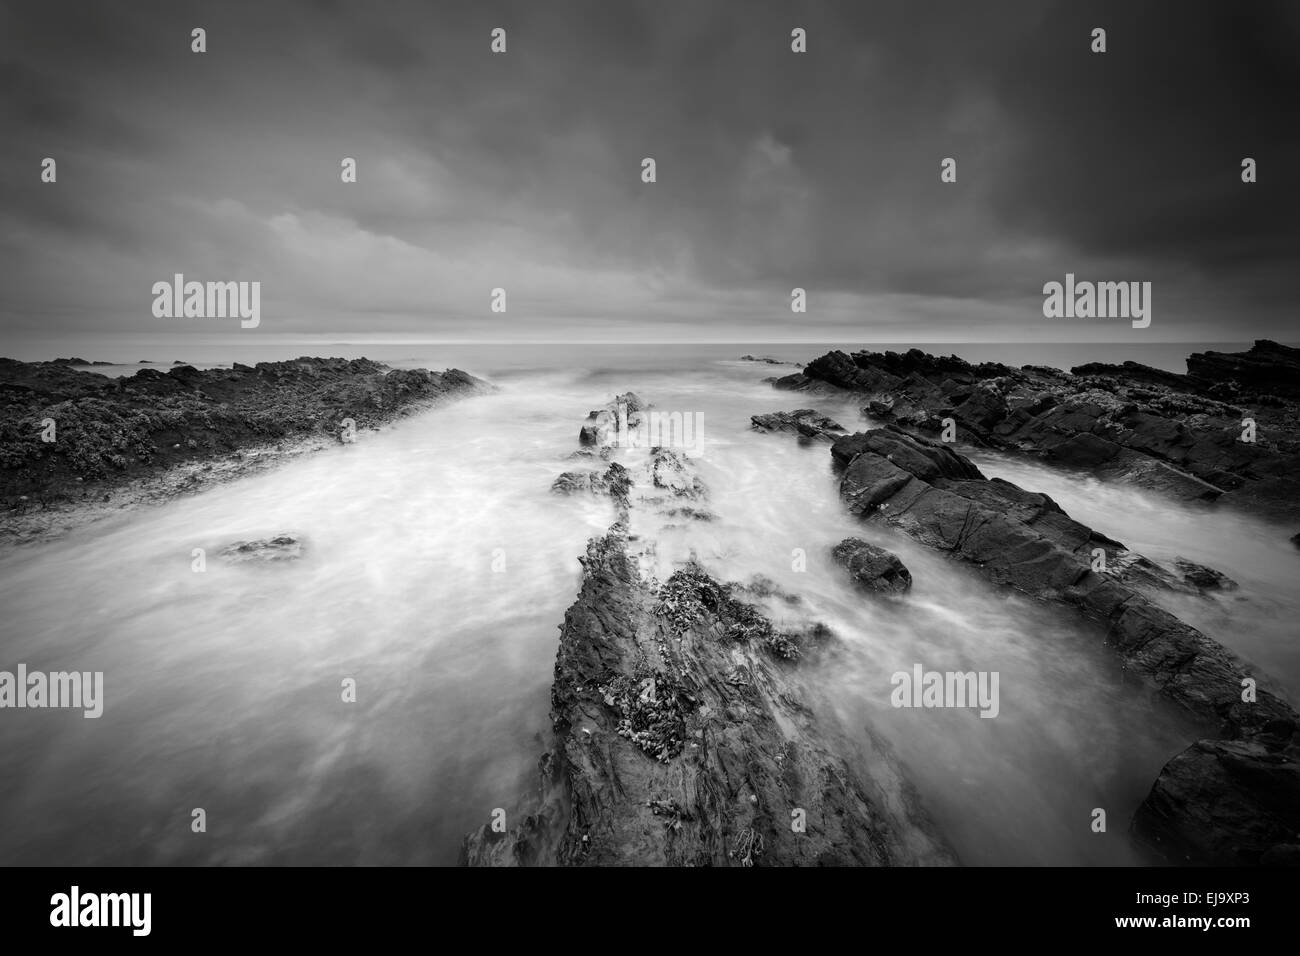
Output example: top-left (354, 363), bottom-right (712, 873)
top-left (831, 537), bottom-right (912, 593)
top-left (1173, 557), bottom-right (1238, 592)
top-left (220, 534), bottom-right (304, 563)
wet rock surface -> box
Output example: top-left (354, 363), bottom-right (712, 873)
top-left (773, 341), bottom-right (1300, 522)
top-left (1173, 558), bottom-right (1238, 592)
top-left (463, 399), bottom-right (955, 867)
top-left (550, 462), bottom-right (632, 500)
top-left (831, 537), bottom-right (912, 593)
top-left (820, 423), bottom-right (1300, 865)
top-left (1132, 727), bottom-right (1300, 866)
top-left (578, 391), bottom-right (645, 447)
top-left (0, 356), bottom-right (490, 534)
top-left (751, 409), bottom-right (846, 442)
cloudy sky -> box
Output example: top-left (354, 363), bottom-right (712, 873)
top-left (1, 0), bottom-right (1296, 347)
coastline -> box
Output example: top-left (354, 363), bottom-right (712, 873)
top-left (0, 356), bottom-right (491, 546)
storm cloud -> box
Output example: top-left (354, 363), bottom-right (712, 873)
top-left (1, 0), bottom-right (1296, 345)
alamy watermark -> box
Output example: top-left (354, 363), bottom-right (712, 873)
top-left (607, 402), bottom-right (705, 453)
top-left (151, 274), bottom-right (260, 328)
top-left (1042, 273), bottom-right (1150, 329)
top-left (890, 664), bottom-right (999, 718)
top-left (0, 664), bottom-right (103, 718)
top-left (50, 886), bottom-right (150, 936)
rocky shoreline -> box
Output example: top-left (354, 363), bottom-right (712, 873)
top-left (771, 340), bottom-right (1300, 523)
top-left (757, 340), bottom-right (1300, 865)
top-left (462, 396), bottom-right (955, 866)
top-left (464, 350), bottom-right (1297, 866)
top-left (6, 346), bottom-right (1292, 865)
top-left (0, 356), bottom-right (489, 542)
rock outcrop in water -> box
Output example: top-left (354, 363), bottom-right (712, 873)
top-left (750, 409), bottom-right (845, 442)
top-left (1172, 558), bottom-right (1238, 592)
top-left (219, 534), bottom-right (305, 563)
top-left (818, 424), bottom-right (1300, 865)
top-left (0, 356), bottom-right (490, 535)
top-left (831, 538), bottom-right (912, 593)
top-left (772, 341), bottom-right (1300, 521)
top-left (462, 399), bottom-right (955, 867)
top-left (578, 391), bottom-right (645, 447)
top-left (550, 462), bottom-right (633, 499)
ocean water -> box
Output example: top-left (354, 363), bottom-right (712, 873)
top-left (0, 342), bottom-right (1295, 866)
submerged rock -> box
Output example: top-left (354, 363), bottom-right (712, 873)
top-left (1173, 558), bottom-right (1238, 592)
top-left (219, 534), bottom-right (303, 563)
top-left (651, 448), bottom-right (707, 499)
top-left (831, 537), bottom-right (912, 593)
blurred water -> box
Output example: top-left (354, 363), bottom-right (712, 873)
top-left (0, 350), bottom-right (1291, 865)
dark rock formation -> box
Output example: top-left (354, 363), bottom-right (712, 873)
top-left (462, 525), bottom-right (953, 867)
top-left (464, 398), bottom-right (954, 867)
top-left (824, 424), bottom-right (1300, 865)
top-left (1069, 361), bottom-right (1191, 391)
top-left (831, 537), bottom-right (912, 593)
top-left (1186, 340), bottom-right (1300, 400)
top-left (1131, 726), bottom-right (1300, 866)
top-left (0, 357), bottom-right (490, 519)
top-left (773, 342), bottom-right (1300, 520)
top-left (751, 409), bottom-right (845, 442)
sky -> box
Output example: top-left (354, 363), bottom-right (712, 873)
top-left (1, 0), bottom-right (1297, 348)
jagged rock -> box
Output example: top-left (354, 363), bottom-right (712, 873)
top-left (750, 409), bottom-right (845, 442)
top-left (578, 392), bottom-right (645, 447)
top-left (220, 534), bottom-right (303, 562)
top-left (464, 396), bottom-right (955, 867)
top-left (0, 357), bottom-right (491, 518)
top-left (775, 343), bottom-right (1300, 517)
top-left (461, 528), bottom-right (954, 867)
top-left (831, 538), bottom-right (912, 593)
top-left (550, 462), bottom-right (632, 501)
top-left (1186, 340), bottom-right (1300, 400)
top-left (1070, 361), bottom-right (1191, 391)
top-left (826, 424), bottom-right (1300, 865)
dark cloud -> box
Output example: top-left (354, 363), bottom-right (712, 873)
top-left (0, 0), bottom-right (1295, 344)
